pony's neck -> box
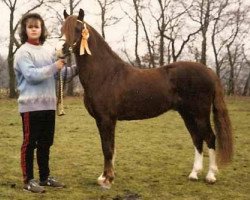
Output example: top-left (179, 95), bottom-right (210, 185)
top-left (82, 26), bottom-right (124, 69)
top-left (76, 29), bottom-right (125, 90)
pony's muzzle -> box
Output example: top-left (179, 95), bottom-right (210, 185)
top-left (56, 35), bottom-right (67, 59)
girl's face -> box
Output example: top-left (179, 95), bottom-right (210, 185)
top-left (26, 19), bottom-right (42, 41)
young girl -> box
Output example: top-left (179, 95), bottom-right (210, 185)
top-left (14, 13), bottom-right (77, 193)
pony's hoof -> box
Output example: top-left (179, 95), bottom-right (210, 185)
top-left (97, 174), bottom-right (112, 189)
top-left (205, 176), bottom-right (216, 184)
top-left (188, 172), bottom-right (198, 181)
top-left (205, 171), bottom-right (217, 184)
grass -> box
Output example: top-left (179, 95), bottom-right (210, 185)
top-left (0, 96), bottom-right (249, 200)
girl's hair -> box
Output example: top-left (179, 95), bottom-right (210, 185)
top-left (19, 13), bottom-right (47, 44)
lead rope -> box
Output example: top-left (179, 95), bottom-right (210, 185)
top-left (56, 47), bottom-right (74, 116)
top-left (57, 69), bottom-right (65, 116)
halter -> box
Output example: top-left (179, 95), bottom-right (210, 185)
top-left (71, 20), bottom-right (85, 48)
top-left (72, 20), bottom-right (91, 55)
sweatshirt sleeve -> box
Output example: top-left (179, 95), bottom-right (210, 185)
top-left (63, 64), bottom-right (79, 80)
top-left (16, 51), bottom-right (58, 84)
top-left (55, 64), bottom-right (79, 81)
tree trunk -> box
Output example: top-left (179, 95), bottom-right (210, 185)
top-left (159, 28), bottom-right (164, 66)
top-left (8, 9), bottom-right (17, 98)
top-left (242, 71), bottom-right (250, 96)
top-left (200, 0), bottom-right (211, 66)
top-left (227, 46), bottom-right (235, 95)
top-left (134, 12), bottom-right (141, 67)
top-left (200, 30), bottom-right (207, 65)
top-left (7, 49), bottom-right (17, 98)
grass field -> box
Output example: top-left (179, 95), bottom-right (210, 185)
top-left (0, 96), bottom-right (249, 200)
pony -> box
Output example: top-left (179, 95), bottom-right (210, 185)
top-left (56, 9), bottom-right (233, 189)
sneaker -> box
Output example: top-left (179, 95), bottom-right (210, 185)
top-left (23, 179), bottom-right (45, 193)
top-left (40, 177), bottom-right (65, 188)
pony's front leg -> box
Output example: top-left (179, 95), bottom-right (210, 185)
top-left (96, 117), bottom-right (116, 189)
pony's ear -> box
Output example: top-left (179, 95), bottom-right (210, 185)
top-left (63, 10), bottom-right (69, 19)
top-left (77, 9), bottom-right (85, 21)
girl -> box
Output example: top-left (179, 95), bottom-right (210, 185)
top-left (14, 13), bottom-right (77, 193)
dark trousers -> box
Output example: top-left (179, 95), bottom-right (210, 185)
top-left (20, 110), bottom-right (55, 183)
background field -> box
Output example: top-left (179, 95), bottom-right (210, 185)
top-left (0, 97), bottom-right (249, 200)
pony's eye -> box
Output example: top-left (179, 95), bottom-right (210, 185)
top-left (75, 27), bottom-right (81, 34)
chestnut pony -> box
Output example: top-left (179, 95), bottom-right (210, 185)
top-left (57, 9), bottom-right (233, 189)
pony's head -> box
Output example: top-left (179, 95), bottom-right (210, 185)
top-left (56, 9), bottom-right (89, 58)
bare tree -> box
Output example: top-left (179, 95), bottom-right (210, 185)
top-left (163, 22), bottom-right (201, 62)
top-left (223, 0), bottom-right (248, 95)
top-left (122, 0), bottom-right (155, 68)
top-left (122, 0), bottom-right (142, 67)
top-left (199, 0), bottom-right (211, 65)
top-left (121, 36), bottom-right (136, 66)
top-left (132, 0), bottom-right (142, 67)
top-left (2, 0), bottom-right (45, 98)
top-left (187, 44), bottom-right (201, 63)
top-left (183, 0), bottom-right (214, 65)
top-left (0, 54), bottom-right (8, 89)
top-left (242, 69), bottom-right (250, 96)
top-left (242, 50), bottom-right (250, 96)
top-left (150, 0), bottom-right (201, 63)
top-left (134, 0), bottom-right (155, 67)
top-left (95, 0), bottom-right (122, 39)
top-left (211, 0), bottom-right (230, 78)
top-left (43, 0), bottom-right (68, 25)
top-left (151, 0), bottom-right (171, 66)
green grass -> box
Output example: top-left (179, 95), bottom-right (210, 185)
top-left (0, 96), bottom-right (249, 200)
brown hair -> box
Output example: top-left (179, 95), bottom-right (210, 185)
top-left (19, 13), bottom-right (47, 44)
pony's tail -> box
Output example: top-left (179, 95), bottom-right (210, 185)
top-left (213, 79), bottom-right (233, 165)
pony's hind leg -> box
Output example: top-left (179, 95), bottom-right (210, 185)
top-left (206, 149), bottom-right (218, 183)
top-left (189, 147), bottom-right (203, 181)
top-left (180, 108), bottom-right (218, 183)
top-left (179, 110), bottom-right (204, 180)
top-left (204, 125), bottom-right (218, 183)
top-left (96, 117), bottom-right (116, 189)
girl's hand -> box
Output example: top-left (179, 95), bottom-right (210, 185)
top-left (55, 59), bottom-right (65, 70)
